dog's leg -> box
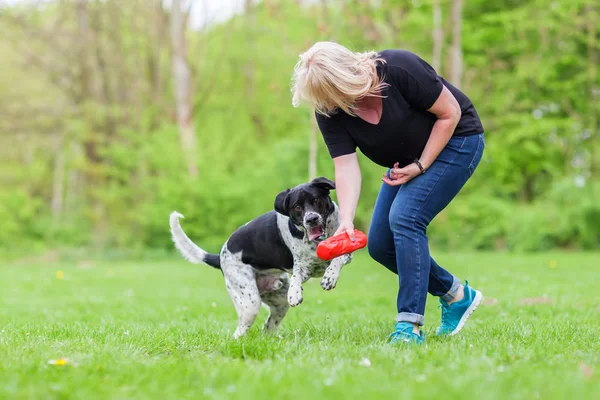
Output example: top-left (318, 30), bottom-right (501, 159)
top-left (321, 254), bottom-right (352, 291)
top-left (222, 261), bottom-right (261, 339)
top-left (288, 263), bottom-right (311, 307)
top-left (261, 274), bottom-right (290, 334)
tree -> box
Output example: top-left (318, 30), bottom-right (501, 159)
top-left (170, 0), bottom-right (198, 179)
top-left (309, 112), bottom-right (318, 180)
top-left (307, 0), bottom-right (331, 180)
top-left (0, 0), bottom-right (598, 252)
top-left (449, 0), bottom-right (463, 87)
top-left (584, 1), bottom-right (598, 176)
top-left (432, 0), bottom-right (443, 72)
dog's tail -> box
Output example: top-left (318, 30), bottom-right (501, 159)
top-left (169, 211), bottom-right (221, 269)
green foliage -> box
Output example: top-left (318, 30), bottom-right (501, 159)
top-left (0, 189), bottom-right (44, 247)
top-left (429, 181), bottom-right (600, 252)
top-left (0, 0), bottom-right (598, 254)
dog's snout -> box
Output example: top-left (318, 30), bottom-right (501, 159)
top-left (305, 213), bottom-right (320, 225)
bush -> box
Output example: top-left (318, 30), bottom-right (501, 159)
top-left (427, 180), bottom-right (600, 252)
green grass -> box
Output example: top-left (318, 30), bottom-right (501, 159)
top-left (1, 251), bottom-right (599, 399)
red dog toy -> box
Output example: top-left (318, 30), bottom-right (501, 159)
top-left (316, 229), bottom-right (368, 261)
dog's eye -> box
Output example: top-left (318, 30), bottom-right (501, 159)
top-left (294, 205), bottom-right (302, 212)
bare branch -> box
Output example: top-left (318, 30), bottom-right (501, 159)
top-left (432, 0), bottom-right (443, 71)
top-left (449, 0), bottom-right (464, 87)
top-left (171, 0), bottom-right (198, 178)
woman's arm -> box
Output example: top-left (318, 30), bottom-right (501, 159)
top-left (333, 152), bottom-right (362, 239)
top-left (382, 85), bottom-right (461, 186)
top-left (419, 85), bottom-right (462, 169)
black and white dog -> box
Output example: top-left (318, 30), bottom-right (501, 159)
top-left (169, 177), bottom-right (352, 338)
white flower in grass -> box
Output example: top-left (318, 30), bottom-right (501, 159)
top-left (359, 358), bottom-right (371, 367)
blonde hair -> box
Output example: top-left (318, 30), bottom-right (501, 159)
top-left (291, 41), bottom-right (388, 117)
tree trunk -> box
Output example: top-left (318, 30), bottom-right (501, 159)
top-left (306, 0), bottom-right (330, 180)
top-left (309, 111), bottom-right (318, 181)
top-left (450, 0), bottom-right (464, 87)
top-left (65, 141), bottom-right (83, 223)
top-left (585, 2), bottom-right (598, 176)
top-left (77, 0), bottom-right (97, 164)
top-left (77, 0), bottom-right (93, 100)
top-left (170, 0), bottom-right (198, 179)
top-left (245, 0), bottom-right (254, 103)
top-left (432, 0), bottom-right (443, 72)
top-left (151, 0), bottom-right (166, 104)
top-left (90, 5), bottom-right (117, 137)
top-left (245, 0), bottom-right (266, 136)
top-left (77, 0), bottom-right (106, 246)
top-left (51, 134), bottom-right (65, 224)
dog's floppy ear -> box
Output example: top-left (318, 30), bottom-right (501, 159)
top-left (274, 189), bottom-right (291, 215)
top-left (311, 177), bottom-right (336, 191)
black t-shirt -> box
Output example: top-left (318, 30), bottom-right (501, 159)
top-left (316, 49), bottom-right (484, 168)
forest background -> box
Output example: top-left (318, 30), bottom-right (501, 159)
top-left (0, 0), bottom-right (598, 258)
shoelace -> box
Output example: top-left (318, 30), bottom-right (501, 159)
top-left (388, 326), bottom-right (413, 341)
top-left (439, 303), bottom-right (451, 325)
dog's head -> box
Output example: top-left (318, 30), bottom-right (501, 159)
top-left (274, 177), bottom-right (336, 242)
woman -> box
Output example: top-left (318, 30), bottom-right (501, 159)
top-left (291, 42), bottom-right (485, 344)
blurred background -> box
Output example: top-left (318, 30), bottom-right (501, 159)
top-left (0, 0), bottom-right (598, 258)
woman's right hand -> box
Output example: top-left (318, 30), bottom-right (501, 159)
top-left (332, 153), bottom-right (362, 243)
top-left (333, 219), bottom-right (355, 241)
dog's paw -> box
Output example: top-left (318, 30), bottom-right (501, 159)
top-left (320, 269), bottom-right (340, 291)
top-left (287, 286), bottom-right (303, 307)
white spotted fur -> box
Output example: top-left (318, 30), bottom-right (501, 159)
top-left (171, 203), bottom-right (352, 338)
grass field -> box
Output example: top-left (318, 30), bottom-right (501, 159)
top-left (1, 251), bottom-right (599, 399)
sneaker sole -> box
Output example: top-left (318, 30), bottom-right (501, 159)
top-left (448, 290), bottom-right (483, 336)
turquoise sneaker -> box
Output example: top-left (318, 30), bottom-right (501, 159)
top-left (389, 322), bottom-right (425, 345)
top-left (436, 281), bottom-right (483, 336)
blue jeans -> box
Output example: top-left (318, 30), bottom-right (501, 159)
top-left (368, 133), bottom-right (485, 325)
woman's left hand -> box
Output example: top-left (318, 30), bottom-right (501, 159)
top-left (382, 162), bottom-right (422, 186)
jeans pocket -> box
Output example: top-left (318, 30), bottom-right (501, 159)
top-left (468, 134), bottom-right (485, 176)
